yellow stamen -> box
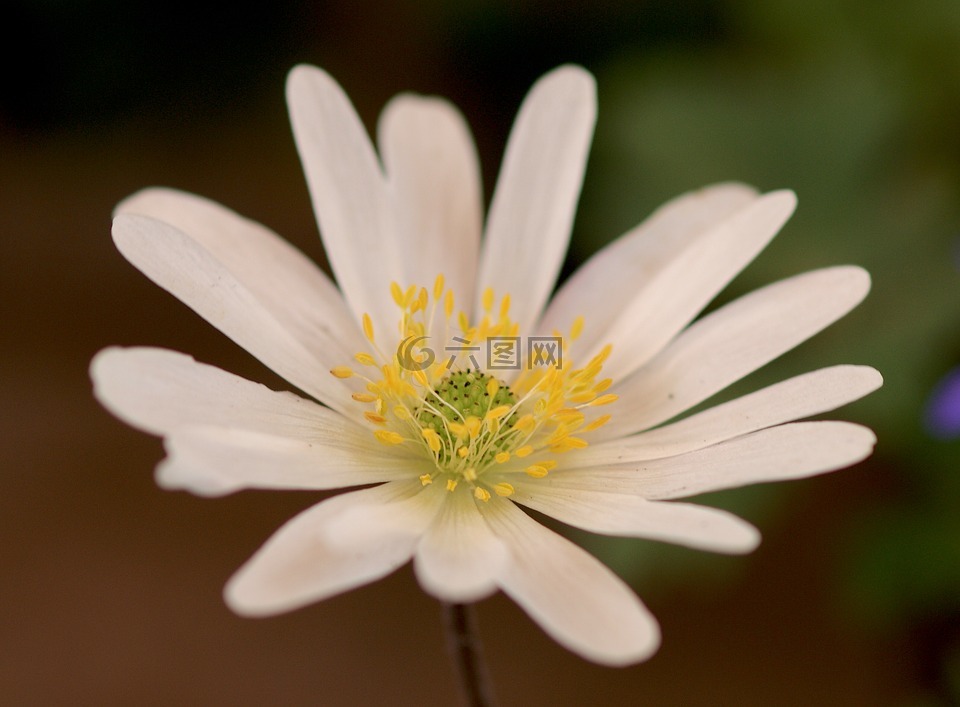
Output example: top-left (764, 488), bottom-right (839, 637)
top-left (494, 451), bottom-right (511, 464)
top-left (374, 430), bottom-right (405, 446)
top-left (352, 393), bottom-right (377, 403)
top-left (474, 487), bottom-right (491, 502)
top-left (582, 414), bottom-right (611, 432)
top-left (482, 287), bottom-right (494, 312)
top-left (446, 479), bottom-right (458, 492)
top-left (364, 412), bottom-right (387, 425)
top-left (570, 315), bottom-right (584, 341)
top-left (587, 394), bottom-right (618, 407)
top-left (330, 366), bottom-right (354, 379)
top-left (515, 445), bottom-right (533, 458)
top-left (362, 313), bottom-right (375, 342)
top-left (422, 428), bottom-right (442, 453)
top-left (525, 464), bottom-right (549, 478)
top-left (354, 353), bottom-right (376, 366)
top-left (493, 482), bottom-right (515, 497)
top-left (419, 474), bottom-right (433, 486)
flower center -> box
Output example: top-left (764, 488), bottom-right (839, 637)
top-left (330, 275), bottom-right (617, 503)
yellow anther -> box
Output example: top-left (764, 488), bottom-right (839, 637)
top-left (457, 446), bottom-right (469, 458)
top-left (419, 474), bottom-right (433, 486)
top-left (463, 467), bottom-right (478, 482)
top-left (390, 281), bottom-right (404, 306)
top-left (582, 414), bottom-right (611, 432)
top-left (330, 366), bottom-right (354, 379)
top-left (495, 451), bottom-right (511, 464)
top-left (448, 422), bottom-right (467, 438)
top-left (540, 460), bottom-right (557, 471)
top-left (417, 287), bottom-right (428, 311)
top-left (445, 290), bottom-right (454, 318)
top-left (525, 464), bottom-right (549, 478)
top-left (551, 436), bottom-right (588, 452)
top-left (422, 428), bottom-right (442, 453)
top-left (374, 430), bottom-right (405, 446)
top-left (485, 405), bottom-right (512, 421)
top-left (486, 377), bottom-right (500, 397)
top-left (515, 445), bottom-right (533, 458)
top-left (474, 487), bottom-right (491, 502)
top-left (404, 284), bottom-right (417, 307)
top-left (587, 394), bottom-right (618, 407)
top-left (499, 294), bottom-right (511, 319)
top-left (354, 352), bottom-right (376, 366)
top-left (362, 313), bottom-right (375, 342)
top-left (364, 412), bottom-right (387, 425)
top-left (570, 315), bottom-right (584, 341)
top-left (514, 415), bottom-right (536, 434)
top-left (594, 378), bottom-right (613, 393)
top-left (352, 393), bottom-right (377, 403)
top-left (493, 482), bottom-right (515, 497)
top-left (433, 274), bottom-right (445, 300)
top-left (393, 405), bottom-right (411, 420)
top-left (446, 479), bottom-right (458, 492)
top-left (482, 287), bottom-right (494, 312)
top-left (464, 416), bottom-right (481, 438)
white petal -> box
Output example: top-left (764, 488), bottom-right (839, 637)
top-left (158, 425), bottom-right (421, 496)
top-left (287, 65), bottom-right (400, 338)
top-left (581, 365), bottom-right (882, 462)
top-left (483, 500), bottom-right (660, 666)
top-left (115, 187), bottom-right (361, 352)
top-left (538, 182), bottom-right (759, 356)
top-left (111, 214), bottom-right (354, 415)
top-left (475, 65), bottom-right (596, 334)
top-left (542, 421), bottom-right (877, 500)
top-left (91, 346), bottom-right (348, 437)
top-left (595, 190), bottom-right (797, 381)
top-left (225, 481), bottom-right (428, 616)
top-left (378, 94), bottom-right (482, 316)
top-left (600, 266), bottom-right (872, 440)
top-left (413, 489), bottom-right (507, 603)
top-left (510, 483), bottom-right (759, 554)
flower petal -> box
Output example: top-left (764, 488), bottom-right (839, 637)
top-left (378, 93), bottom-right (482, 316)
top-left (600, 266), bottom-right (872, 440)
top-left (158, 425), bottom-right (420, 496)
top-left (581, 364), bottom-right (882, 462)
top-left (543, 421), bottom-right (877, 500)
top-left (115, 187), bottom-right (361, 352)
top-left (537, 182), bottom-right (758, 354)
top-left (413, 489), bottom-right (508, 603)
top-left (475, 65), bottom-right (596, 334)
top-left (91, 346), bottom-right (351, 436)
top-left (483, 499), bottom-right (660, 666)
top-left (225, 481), bottom-right (429, 617)
top-left (111, 214), bottom-right (354, 414)
top-left (593, 190), bottom-right (797, 381)
top-left (510, 484), bottom-right (759, 554)
top-left (287, 65), bottom-right (400, 337)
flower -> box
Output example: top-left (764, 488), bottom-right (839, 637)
top-left (91, 64), bottom-right (880, 666)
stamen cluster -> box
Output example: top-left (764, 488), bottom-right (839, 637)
top-left (330, 275), bottom-right (617, 502)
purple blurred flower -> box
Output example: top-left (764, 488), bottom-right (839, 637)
top-left (925, 366), bottom-right (960, 438)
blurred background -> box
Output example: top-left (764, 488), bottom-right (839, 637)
top-left (2, 0), bottom-right (959, 704)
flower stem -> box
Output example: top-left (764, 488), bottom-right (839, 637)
top-left (441, 602), bottom-right (497, 707)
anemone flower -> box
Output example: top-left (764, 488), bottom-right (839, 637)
top-left (92, 64), bottom-right (880, 669)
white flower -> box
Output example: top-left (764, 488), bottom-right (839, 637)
top-left (91, 64), bottom-right (880, 666)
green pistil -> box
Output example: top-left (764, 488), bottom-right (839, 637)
top-left (417, 370), bottom-right (518, 466)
